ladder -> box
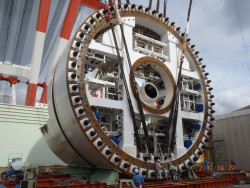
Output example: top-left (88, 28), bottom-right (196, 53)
top-left (155, 133), bottom-right (164, 161)
top-left (155, 133), bottom-right (172, 181)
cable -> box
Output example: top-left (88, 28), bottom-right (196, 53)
top-left (163, 0), bottom-right (167, 18)
top-left (156, 0), bottom-right (160, 12)
top-left (109, 2), bottom-right (144, 153)
top-left (234, 0), bottom-right (250, 78)
top-left (162, 0), bottom-right (193, 154)
top-left (149, 0), bottom-right (152, 10)
top-left (115, 0), bottom-right (153, 154)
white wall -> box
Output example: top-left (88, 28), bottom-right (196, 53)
top-left (0, 103), bottom-right (65, 167)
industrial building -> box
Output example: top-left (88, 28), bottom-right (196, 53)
top-left (213, 106), bottom-right (250, 171)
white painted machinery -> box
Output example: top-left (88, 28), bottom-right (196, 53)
top-left (43, 3), bottom-right (215, 179)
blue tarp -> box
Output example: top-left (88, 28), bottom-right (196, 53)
top-left (196, 104), bottom-right (204, 112)
top-left (110, 136), bottom-right (120, 145)
top-left (94, 112), bottom-right (101, 121)
top-left (184, 140), bottom-right (192, 148)
top-left (194, 83), bottom-right (202, 89)
top-left (194, 123), bottom-right (201, 130)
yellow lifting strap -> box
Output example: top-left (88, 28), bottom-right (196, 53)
top-left (182, 36), bottom-right (187, 51)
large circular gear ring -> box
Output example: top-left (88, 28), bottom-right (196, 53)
top-left (45, 4), bottom-right (215, 179)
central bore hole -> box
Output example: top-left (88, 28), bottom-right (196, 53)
top-left (145, 84), bottom-right (157, 98)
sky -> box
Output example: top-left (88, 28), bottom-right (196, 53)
top-left (0, 0), bottom-right (250, 115)
top-left (186, 0), bottom-right (250, 115)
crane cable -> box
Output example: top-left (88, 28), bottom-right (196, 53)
top-left (106, 2), bottom-right (143, 153)
top-left (169, 0), bottom-right (193, 152)
top-left (162, 0), bottom-right (193, 155)
top-left (114, 0), bottom-right (153, 154)
top-left (234, 0), bottom-right (250, 78)
top-left (163, 0), bottom-right (167, 18)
